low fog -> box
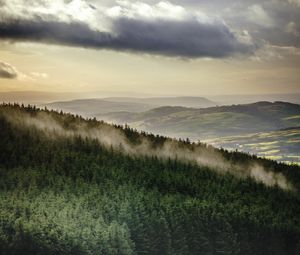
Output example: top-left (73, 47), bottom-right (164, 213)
top-left (2, 108), bottom-right (293, 191)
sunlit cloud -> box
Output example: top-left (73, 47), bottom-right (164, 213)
top-left (0, 0), bottom-right (255, 58)
top-left (31, 72), bottom-right (49, 79)
top-left (0, 61), bottom-right (18, 79)
top-left (247, 4), bottom-right (275, 28)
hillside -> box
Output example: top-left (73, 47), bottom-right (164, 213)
top-left (98, 102), bottom-right (300, 165)
top-left (99, 101), bottom-right (300, 139)
top-left (1, 104), bottom-right (300, 254)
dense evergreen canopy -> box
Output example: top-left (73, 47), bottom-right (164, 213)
top-left (0, 104), bottom-right (300, 255)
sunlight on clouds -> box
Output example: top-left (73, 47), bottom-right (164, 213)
top-left (31, 72), bottom-right (49, 79)
top-left (1, 0), bottom-right (100, 26)
top-left (0, 0), bottom-right (253, 58)
top-left (106, 1), bottom-right (188, 21)
top-left (0, 0), bottom-right (299, 95)
top-left (0, 61), bottom-right (18, 79)
top-left (247, 5), bottom-right (275, 28)
top-left (65, 0), bottom-right (95, 22)
top-left (2, 0), bottom-right (192, 26)
top-left (251, 44), bottom-right (300, 62)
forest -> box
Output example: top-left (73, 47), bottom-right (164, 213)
top-left (0, 104), bottom-right (300, 255)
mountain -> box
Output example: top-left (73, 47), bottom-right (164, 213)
top-left (208, 93), bottom-right (300, 105)
top-left (46, 98), bottom-right (156, 117)
top-left (99, 101), bottom-right (300, 139)
top-left (2, 91), bottom-right (298, 107)
top-left (0, 91), bottom-right (74, 104)
top-left (0, 104), bottom-right (300, 254)
top-left (99, 102), bottom-right (300, 164)
top-left (103, 96), bottom-right (217, 108)
top-left (0, 91), bottom-right (160, 105)
top-left (45, 96), bottom-right (216, 117)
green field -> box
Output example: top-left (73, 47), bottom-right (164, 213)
top-left (205, 128), bottom-right (300, 165)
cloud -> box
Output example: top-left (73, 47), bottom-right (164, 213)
top-left (0, 61), bottom-right (43, 81)
top-left (30, 72), bottom-right (49, 78)
top-left (110, 17), bottom-right (254, 58)
top-left (0, 0), bottom-right (255, 58)
top-left (247, 4), bottom-right (275, 28)
top-left (0, 61), bottom-right (18, 79)
top-left (285, 22), bottom-right (300, 37)
top-left (287, 0), bottom-right (300, 7)
top-left (192, 0), bottom-right (300, 51)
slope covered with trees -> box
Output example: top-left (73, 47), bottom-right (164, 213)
top-left (0, 104), bottom-right (300, 255)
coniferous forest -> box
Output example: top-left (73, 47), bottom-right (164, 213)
top-left (0, 104), bottom-right (300, 255)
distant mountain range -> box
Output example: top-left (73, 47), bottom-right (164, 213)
top-left (98, 101), bottom-right (300, 139)
top-left (208, 93), bottom-right (300, 105)
top-left (46, 99), bottom-right (155, 116)
top-left (0, 91), bottom-right (71, 104)
top-left (45, 97), bottom-right (217, 116)
top-left (103, 97), bottom-right (217, 108)
top-left (45, 99), bottom-right (300, 142)
top-left (96, 101), bottom-right (300, 164)
top-left (1, 90), bottom-right (299, 106)
top-left (3, 92), bottom-right (300, 164)
top-left (0, 91), bottom-right (161, 104)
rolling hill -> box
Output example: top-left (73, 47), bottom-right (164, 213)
top-left (45, 98), bottom-right (156, 117)
top-left (98, 101), bottom-right (300, 165)
top-left (103, 97), bottom-right (217, 108)
top-left (99, 101), bottom-right (300, 139)
top-left (45, 96), bottom-right (217, 117)
top-left (0, 104), bottom-right (300, 254)
top-left (207, 93), bottom-right (300, 106)
top-left (0, 91), bottom-right (160, 105)
top-left (0, 91), bottom-right (74, 104)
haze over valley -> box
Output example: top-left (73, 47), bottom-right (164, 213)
top-left (2, 91), bottom-right (299, 165)
top-left (43, 98), bottom-right (300, 165)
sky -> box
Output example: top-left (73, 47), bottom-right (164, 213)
top-left (0, 0), bottom-right (299, 96)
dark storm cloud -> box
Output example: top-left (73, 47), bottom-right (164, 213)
top-left (0, 61), bottom-right (18, 79)
top-left (0, 17), bottom-right (254, 58)
top-left (106, 17), bottom-right (253, 58)
top-left (1, 0), bottom-right (299, 58)
top-left (0, 19), bottom-right (113, 48)
top-left (154, 0), bottom-right (300, 49)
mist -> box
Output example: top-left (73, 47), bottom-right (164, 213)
top-left (1, 107), bottom-right (293, 191)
